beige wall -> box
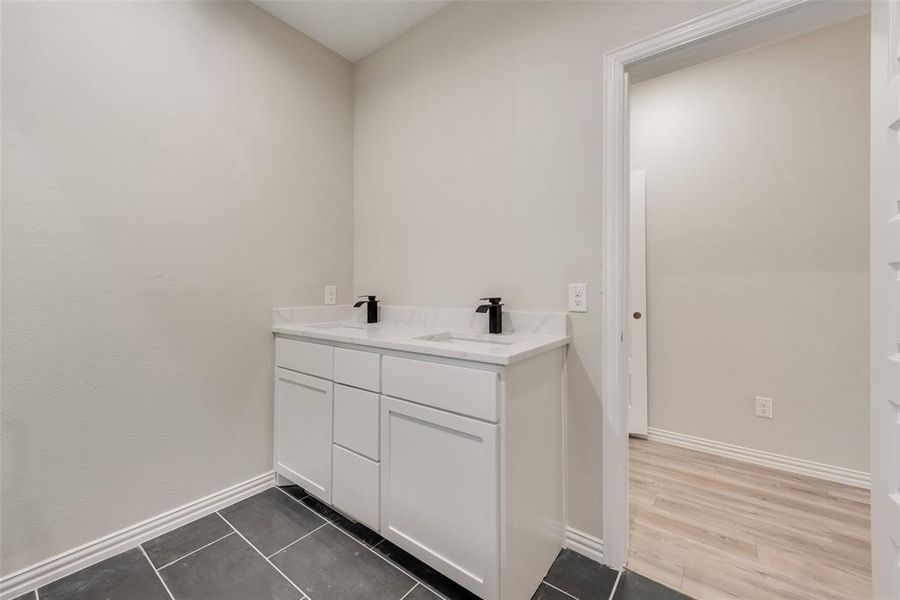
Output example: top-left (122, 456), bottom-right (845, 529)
top-left (1, 1), bottom-right (354, 574)
top-left (5, 0), bottom-right (862, 572)
top-left (631, 17), bottom-right (870, 471)
top-left (354, 0), bottom-right (728, 538)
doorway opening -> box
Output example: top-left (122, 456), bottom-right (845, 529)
top-left (601, 2), bottom-right (873, 597)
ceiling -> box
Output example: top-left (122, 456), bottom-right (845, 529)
top-left (253, 1), bottom-right (451, 62)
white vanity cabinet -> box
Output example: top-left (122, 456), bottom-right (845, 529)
top-left (273, 333), bottom-right (565, 600)
top-left (275, 337), bottom-right (383, 527)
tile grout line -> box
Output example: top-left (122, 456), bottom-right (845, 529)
top-left (277, 486), bottom-right (617, 600)
top-left (266, 523), bottom-right (328, 559)
top-left (133, 484), bottom-right (603, 600)
top-left (608, 569), bottom-right (623, 600)
top-left (274, 486), bottom-right (447, 600)
top-left (541, 580), bottom-right (581, 600)
top-left (156, 531), bottom-right (236, 570)
top-left (398, 582), bottom-right (420, 600)
top-left (138, 544), bottom-right (177, 600)
top-left (271, 486), bottom-right (329, 526)
top-left (274, 485), bottom-right (309, 503)
top-left (274, 487), bottom-right (375, 549)
top-left (216, 510), bottom-right (308, 599)
top-left (328, 523), bottom-right (451, 600)
top-left (271, 487), bottom-right (343, 536)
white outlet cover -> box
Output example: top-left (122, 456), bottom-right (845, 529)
top-left (754, 396), bottom-right (773, 418)
top-left (568, 283), bottom-right (588, 313)
top-left (324, 285), bottom-right (337, 305)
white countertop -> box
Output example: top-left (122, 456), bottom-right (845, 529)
top-left (271, 308), bottom-right (570, 365)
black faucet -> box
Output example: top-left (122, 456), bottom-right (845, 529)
top-left (353, 295), bottom-right (379, 324)
top-left (475, 297), bottom-right (503, 334)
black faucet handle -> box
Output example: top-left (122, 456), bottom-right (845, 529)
top-left (476, 297), bottom-right (503, 334)
top-left (353, 295), bottom-right (377, 308)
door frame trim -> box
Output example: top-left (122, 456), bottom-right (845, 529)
top-left (600, 0), bottom-right (811, 569)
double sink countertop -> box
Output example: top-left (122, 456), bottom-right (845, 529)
top-left (272, 305), bottom-right (570, 365)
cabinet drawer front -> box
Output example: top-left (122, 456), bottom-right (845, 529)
top-left (332, 445), bottom-right (380, 531)
top-left (274, 368), bottom-right (333, 503)
top-left (381, 356), bottom-right (498, 421)
top-left (380, 397), bottom-right (499, 599)
top-left (334, 384), bottom-right (380, 460)
top-left (275, 337), bottom-right (333, 380)
top-left (334, 347), bottom-right (381, 392)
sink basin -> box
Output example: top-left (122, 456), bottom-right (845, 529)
top-left (305, 321), bottom-right (373, 334)
top-left (413, 331), bottom-right (515, 348)
top-left (302, 321), bottom-right (412, 339)
top-left (307, 321), bottom-right (368, 330)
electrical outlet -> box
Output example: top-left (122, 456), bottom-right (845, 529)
top-left (568, 283), bottom-right (588, 312)
top-left (324, 285), bottom-right (337, 305)
top-left (755, 396), bottom-right (773, 419)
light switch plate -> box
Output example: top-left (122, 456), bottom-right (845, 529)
top-left (324, 285), bottom-right (337, 305)
top-left (568, 283), bottom-right (588, 312)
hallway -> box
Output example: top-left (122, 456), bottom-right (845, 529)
top-left (628, 438), bottom-right (871, 600)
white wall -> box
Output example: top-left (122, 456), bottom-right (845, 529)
top-left (631, 17), bottom-right (870, 471)
top-left (1, 1), bottom-right (354, 574)
top-left (354, 0), bottom-right (729, 538)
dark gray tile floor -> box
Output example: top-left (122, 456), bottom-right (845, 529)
top-left (544, 548), bottom-right (619, 599)
top-left (405, 585), bottom-right (444, 600)
top-left (611, 570), bottom-right (694, 600)
top-left (271, 525), bottom-right (414, 600)
top-left (39, 547), bottom-right (170, 600)
top-left (143, 512), bottom-right (233, 569)
top-left (159, 532), bottom-right (300, 600)
top-left (15, 484), bottom-right (691, 600)
top-left (219, 487), bottom-right (326, 556)
top-left (294, 490), bottom-right (384, 547)
top-left (531, 582), bottom-right (574, 599)
top-left (373, 539), bottom-right (481, 600)
top-left (540, 550), bottom-right (692, 600)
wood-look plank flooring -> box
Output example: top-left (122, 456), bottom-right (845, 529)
top-left (628, 438), bottom-right (871, 600)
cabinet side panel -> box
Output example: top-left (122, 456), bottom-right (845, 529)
top-left (501, 348), bottom-right (566, 599)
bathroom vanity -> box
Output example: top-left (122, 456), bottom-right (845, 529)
top-left (271, 305), bottom-right (569, 600)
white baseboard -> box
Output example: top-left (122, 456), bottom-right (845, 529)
top-left (564, 527), bottom-right (604, 564)
top-left (0, 471), bottom-right (275, 600)
top-left (646, 427), bottom-right (870, 489)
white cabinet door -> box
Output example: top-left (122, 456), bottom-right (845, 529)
top-left (275, 367), bottom-right (333, 503)
top-left (380, 396), bottom-right (499, 600)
